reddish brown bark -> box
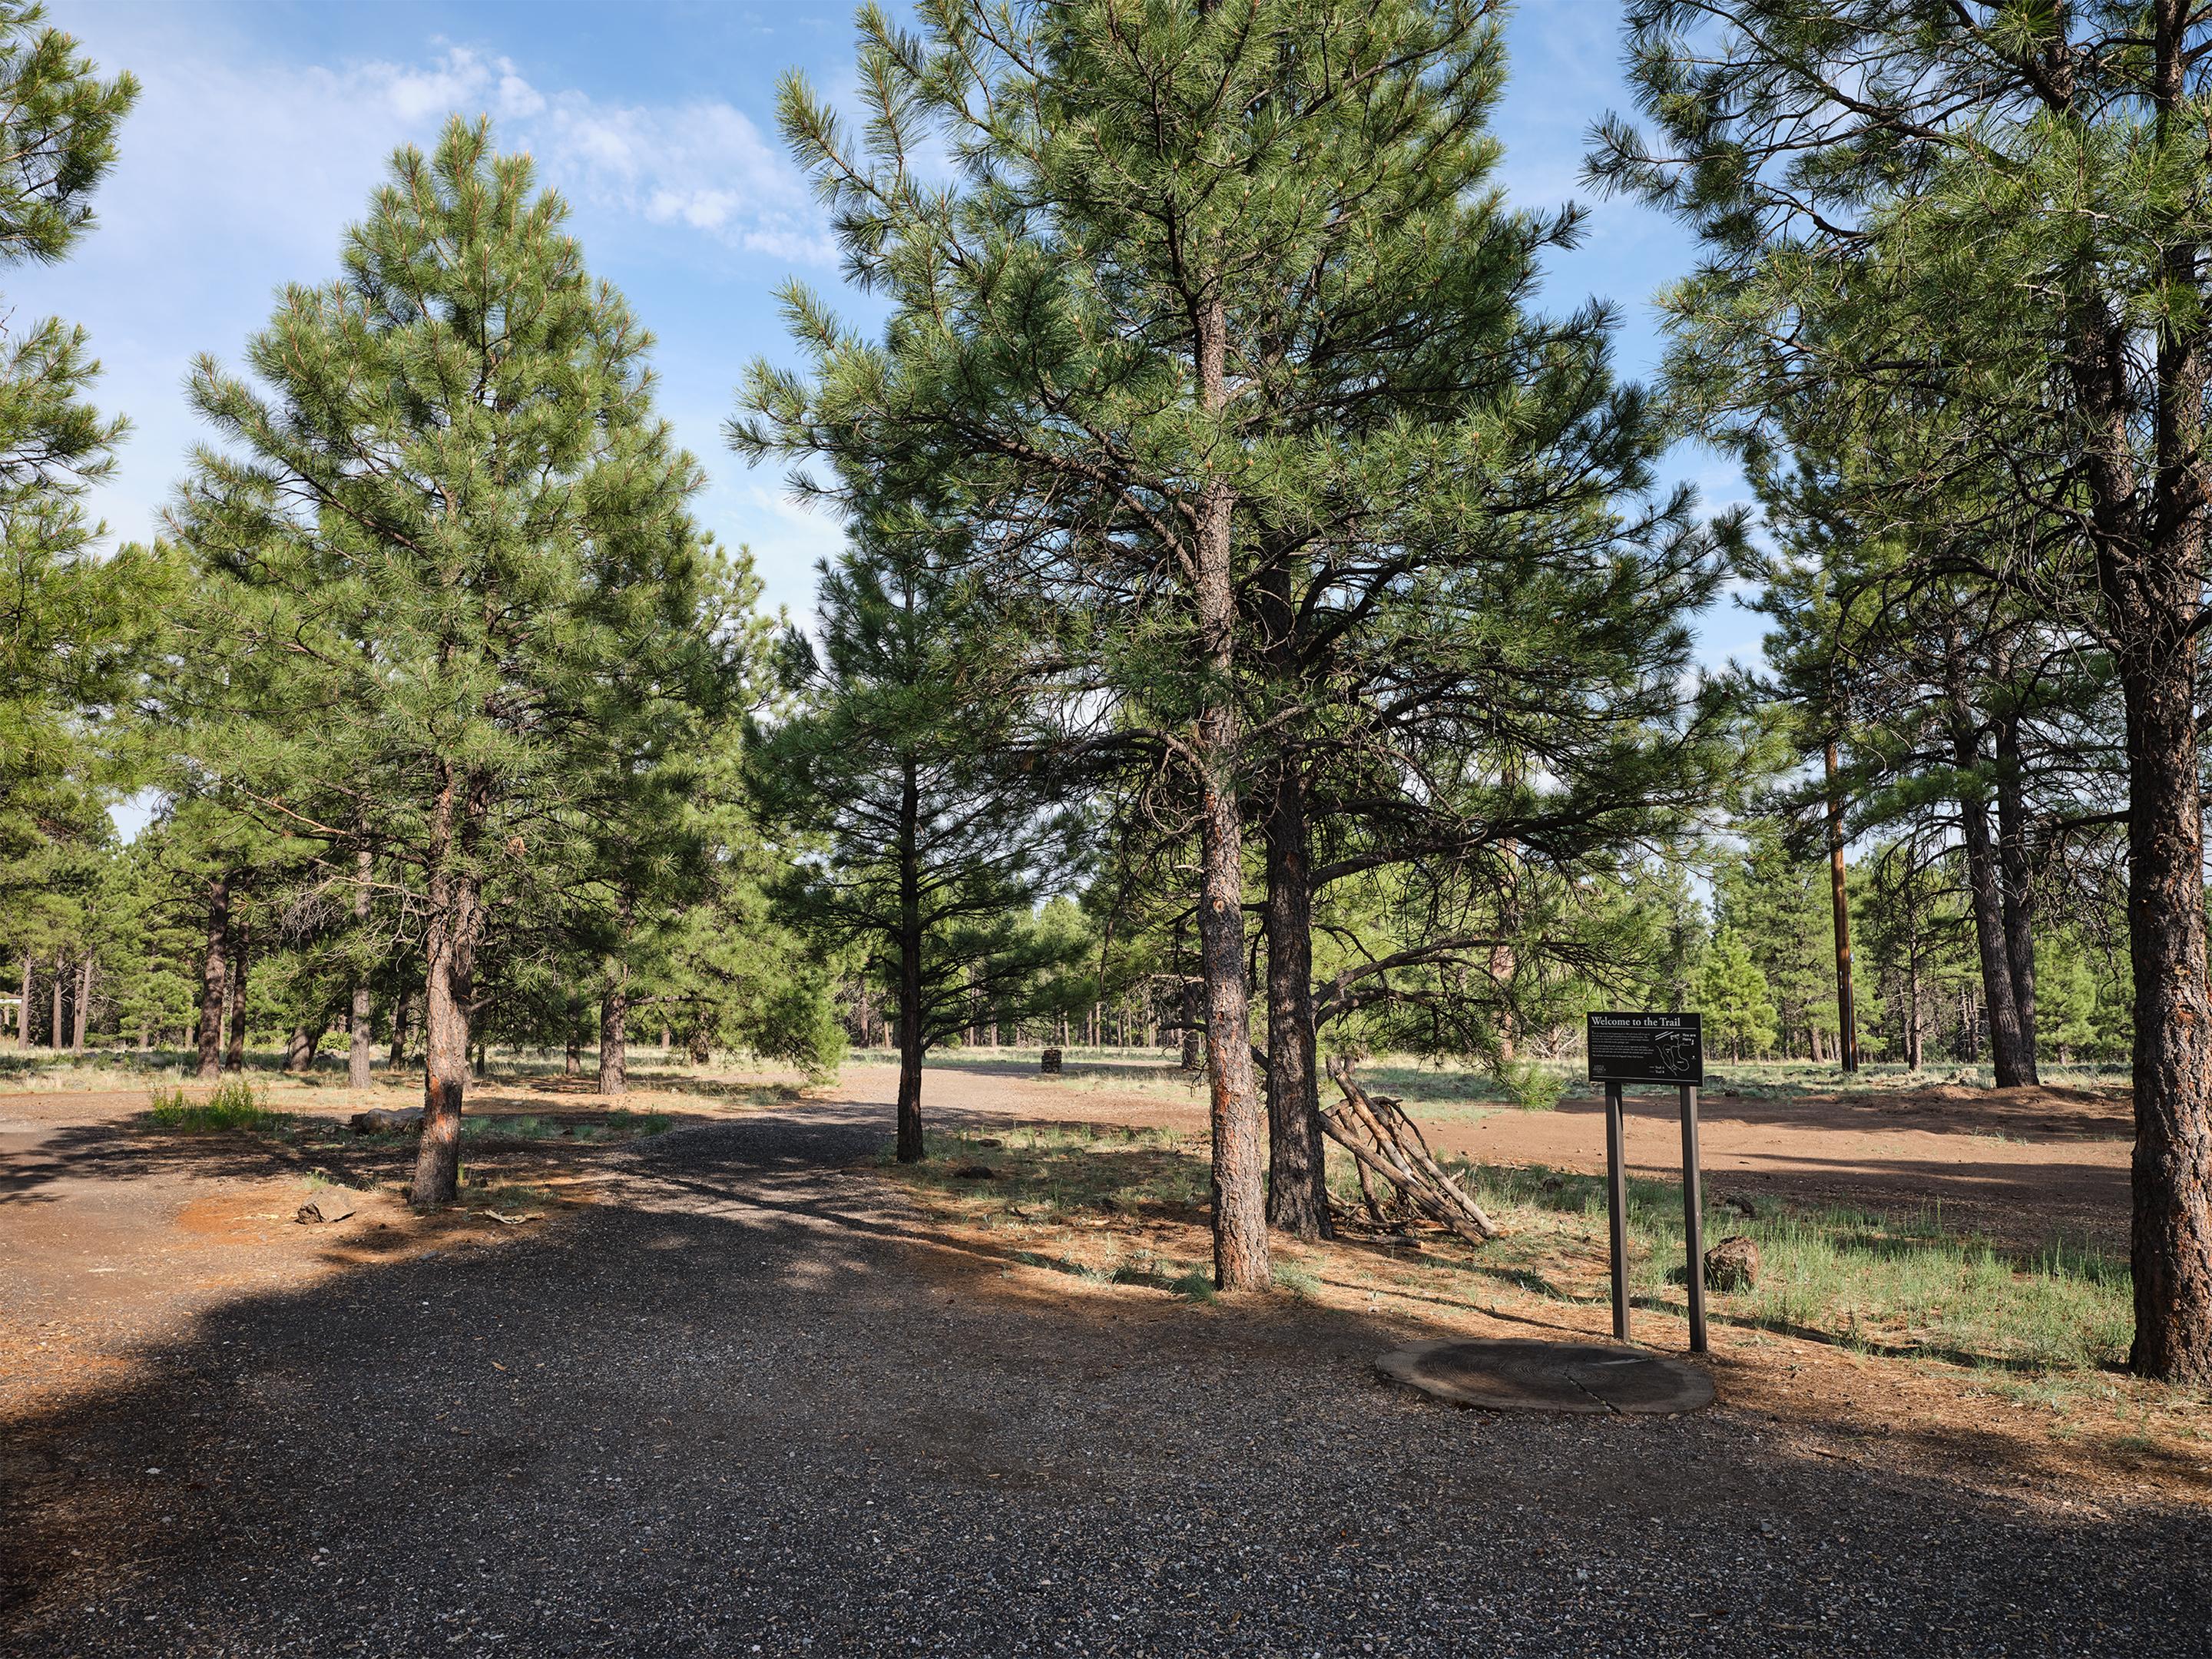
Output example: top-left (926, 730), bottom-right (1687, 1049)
top-left (410, 766), bottom-right (488, 1207)
top-left (1263, 759), bottom-right (1329, 1241)
top-left (1192, 294), bottom-right (1267, 1293)
top-left (2063, 105), bottom-right (2212, 1374)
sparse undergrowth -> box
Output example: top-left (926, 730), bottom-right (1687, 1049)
top-left (1419, 1159), bottom-right (2133, 1377)
top-left (144, 1081), bottom-right (287, 1134)
top-left (892, 1124), bottom-right (2141, 1391)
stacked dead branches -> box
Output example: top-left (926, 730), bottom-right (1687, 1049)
top-left (1322, 1058), bottom-right (1502, 1243)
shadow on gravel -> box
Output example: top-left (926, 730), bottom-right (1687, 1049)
top-left (2, 1108), bottom-right (2207, 1655)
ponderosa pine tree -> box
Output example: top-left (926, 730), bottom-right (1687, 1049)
top-left (739, 0), bottom-right (1734, 1284)
top-left (171, 118), bottom-right (739, 1204)
top-left (1591, 0), bottom-right (2212, 1379)
top-left (749, 516), bottom-right (1086, 1161)
top-left (0, 7), bottom-right (157, 958)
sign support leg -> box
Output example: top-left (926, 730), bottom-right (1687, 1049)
top-left (1680, 1084), bottom-right (1707, 1356)
top-left (1604, 1081), bottom-right (1629, 1343)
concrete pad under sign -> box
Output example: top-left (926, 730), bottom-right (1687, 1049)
top-left (1376, 1337), bottom-right (1714, 1416)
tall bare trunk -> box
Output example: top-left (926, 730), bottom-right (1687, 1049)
top-left (1191, 294), bottom-right (1267, 1292)
top-left (599, 886), bottom-right (632, 1097)
top-left (1992, 710), bottom-right (2039, 1081)
top-left (1262, 760), bottom-right (1329, 1240)
top-left (2055, 130), bottom-right (2212, 1376)
top-left (15, 955), bottom-right (28, 1051)
top-left (349, 847), bottom-right (374, 1088)
top-left (387, 985), bottom-right (409, 1067)
top-left (1823, 739), bottom-right (1859, 1071)
top-left (410, 767), bottom-right (488, 1207)
top-left (70, 956), bottom-right (89, 1051)
top-left (1904, 947), bottom-right (1922, 1071)
top-left (225, 916), bottom-right (251, 1073)
top-left (2117, 606), bottom-right (2212, 1379)
top-left (895, 760), bottom-right (926, 1162)
top-left (1944, 633), bottom-right (2031, 1088)
top-left (283, 1025), bottom-right (312, 1073)
top-left (48, 955), bottom-right (61, 1053)
top-left (196, 873), bottom-right (230, 1080)
top-left (598, 983), bottom-right (628, 1095)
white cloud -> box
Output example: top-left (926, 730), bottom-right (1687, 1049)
top-left (73, 27), bottom-right (826, 273)
top-left (3, 13), bottom-right (836, 561)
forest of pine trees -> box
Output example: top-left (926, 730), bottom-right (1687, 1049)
top-left (3, 0), bottom-right (2208, 1378)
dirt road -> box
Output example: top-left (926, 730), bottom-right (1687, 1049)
top-left (1, 1071), bottom-right (2204, 1656)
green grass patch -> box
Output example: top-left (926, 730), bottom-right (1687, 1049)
top-left (455, 1109), bottom-right (674, 1143)
top-left (896, 1123), bottom-right (1209, 1215)
top-left (1420, 1157), bottom-right (2133, 1376)
top-left (144, 1079), bottom-right (286, 1134)
top-left (899, 1118), bottom-right (2133, 1379)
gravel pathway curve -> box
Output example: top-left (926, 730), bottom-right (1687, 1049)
top-left (2, 1100), bottom-right (2205, 1657)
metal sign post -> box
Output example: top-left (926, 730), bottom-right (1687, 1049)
top-left (1678, 1081), bottom-right (1707, 1354)
top-left (1586, 1012), bottom-right (1708, 1356)
top-left (1604, 1081), bottom-right (1630, 1341)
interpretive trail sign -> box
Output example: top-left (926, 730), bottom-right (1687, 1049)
top-left (1587, 1011), bottom-right (1704, 1087)
top-left (1586, 1012), bottom-right (1709, 1356)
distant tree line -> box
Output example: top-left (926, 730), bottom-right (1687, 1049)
top-left (5, 1), bottom-right (2207, 1381)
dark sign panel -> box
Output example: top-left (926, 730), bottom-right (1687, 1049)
top-left (1586, 1011), bottom-right (1704, 1087)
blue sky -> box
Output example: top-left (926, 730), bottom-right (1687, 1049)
top-left (30, 0), bottom-right (1765, 662)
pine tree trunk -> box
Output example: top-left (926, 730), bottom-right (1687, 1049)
top-left (1262, 759), bottom-right (1330, 1240)
top-left (349, 848), bottom-right (374, 1088)
top-left (71, 957), bottom-right (90, 1051)
top-left (895, 759), bottom-right (926, 1162)
top-left (565, 1038), bottom-right (580, 1077)
top-left (1905, 934), bottom-right (1923, 1071)
top-left (1993, 710), bottom-right (2039, 1081)
top-left (225, 917), bottom-right (251, 1073)
top-left (1823, 738), bottom-right (1859, 1071)
top-left (1181, 979), bottom-right (1204, 1074)
top-left (1191, 293), bottom-right (1268, 1293)
top-left (599, 885), bottom-right (632, 1096)
top-left (410, 768), bottom-right (488, 1207)
top-left (599, 984), bottom-right (628, 1095)
top-left (2114, 568), bottom-right (2212, 1380)
top-left (2063, 241), bottom-right (2212, 1379)
top-left (388, 985), bottom-right (409, 1067)
top-left (15, 955), bottom-right (28, 1051)
top-left (48, 955), bottom-right (61, 1053)
top-left (1944, 637), bottom-right (2032, 1088)
top-left (197, 874), bottom-right (229, 1080)
top-left (413, 895), bottom-right (477, 1205)
top-left (303, 1023), bottom-right (323, 1070)
top-left (283, 1025), bottom-right (311, 1073)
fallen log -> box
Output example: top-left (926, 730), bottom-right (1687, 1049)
top-left (1323, 1058), bottom-right (1501, 1243)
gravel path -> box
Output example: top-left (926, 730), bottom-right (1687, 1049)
top-left (2, 1098), bottom-right (2205, 1657)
